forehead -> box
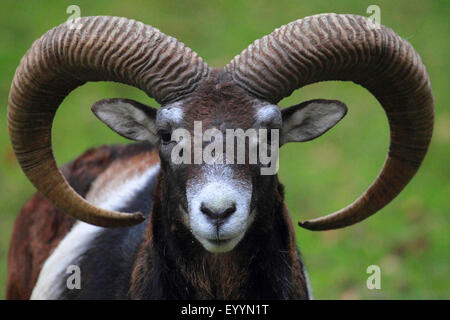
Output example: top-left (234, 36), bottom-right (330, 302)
top-left (157, 73), bottom-right (281, 130)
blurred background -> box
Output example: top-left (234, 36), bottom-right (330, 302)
top-left (0, 0), bottom-right (448, 299)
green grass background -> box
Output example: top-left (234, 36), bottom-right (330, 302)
top-left (0, 0), bottom-right (448, 299)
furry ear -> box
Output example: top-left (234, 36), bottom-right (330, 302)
top-left (92, 98), bottom-right (158, 144)
top-left (281, 99), bottom-right (347, 145)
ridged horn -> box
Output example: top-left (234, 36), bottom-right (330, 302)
top-left (8, 16), bottom-right (210, 227)
top-left (225, 14), bottom-right (434, 230)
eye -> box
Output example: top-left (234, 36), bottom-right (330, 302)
top-left (158, 129), bottom-right (172, 143)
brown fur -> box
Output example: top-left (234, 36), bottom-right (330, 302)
top-left (6, 143), bottom-right (157, 299)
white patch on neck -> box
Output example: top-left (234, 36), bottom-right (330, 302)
top-left (30, 163), bottom-right (160, 300)
top-left (87, 163), bottom-right (160, 210)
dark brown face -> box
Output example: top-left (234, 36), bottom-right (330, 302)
top-left (156, 76), bottom-right (282, 252)
top-left (92, 71), bottom-right (347, 252)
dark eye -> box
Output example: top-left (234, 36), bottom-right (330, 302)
top-left (158, 129), bottom-right (172, 143)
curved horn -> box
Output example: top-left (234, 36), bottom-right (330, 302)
top-left (225, 14), bottom-right (434, 230)
top-left (8, 16), bottom-right (209, 227)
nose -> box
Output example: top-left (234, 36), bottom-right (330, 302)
top-left (200, 201), bottom-right (236, 220)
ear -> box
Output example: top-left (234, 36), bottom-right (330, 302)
top-left (280, 99), bottom-right (347, 145)
top-left (92, 98), bottom-right (158, 144)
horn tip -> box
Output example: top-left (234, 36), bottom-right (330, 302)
top-left (131, 211), bottom-right (146, 223)
top-left (298, 220), bottom-right (314, 230)
top-left (109, 211), bottom-right (146, 228)
top-left (86, 211), bottom-right (146, 228)
top-left (298, 219), bottom-right (328, 231)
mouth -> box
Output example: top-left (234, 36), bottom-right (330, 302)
top-left (200, 235), bottom-right (241, 253)
top-left (205, 237), bottom-right (232, 246)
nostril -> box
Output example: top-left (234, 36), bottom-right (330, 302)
top-left (200, 202), bottom-right (236, 220)
top-left (200, 203), bottom-right (215, 218)
top-left (222, 203), bottom-right (236, 219)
